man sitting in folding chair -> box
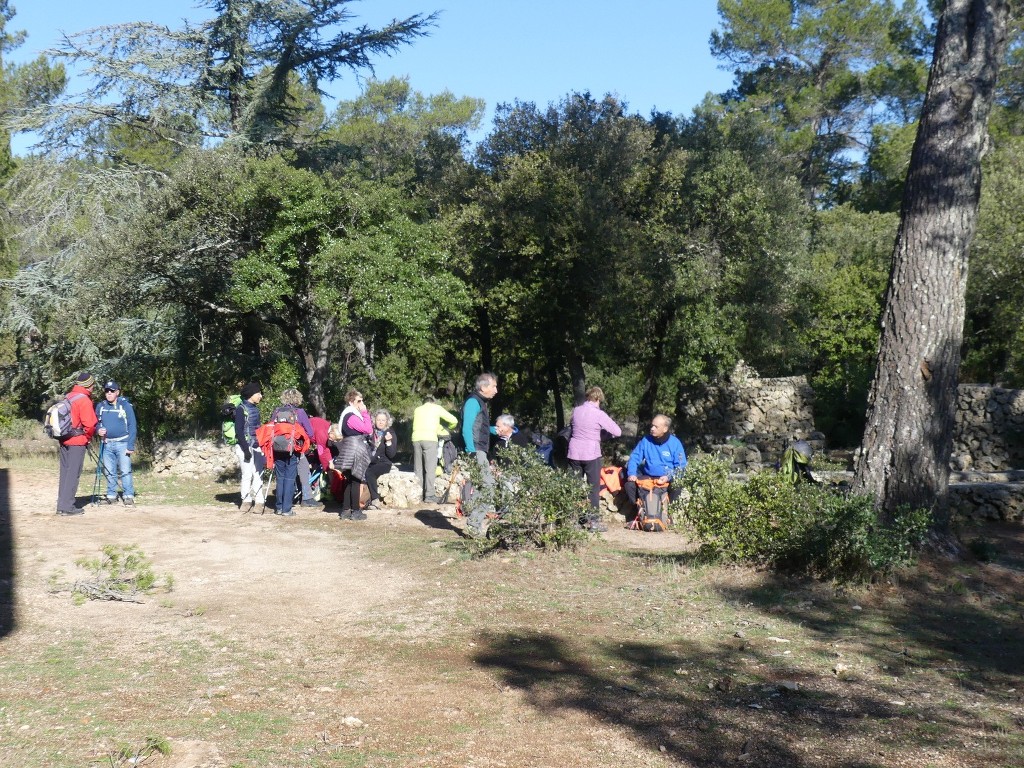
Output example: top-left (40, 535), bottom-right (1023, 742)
top-left (624, 414), bottom-right (687, 531)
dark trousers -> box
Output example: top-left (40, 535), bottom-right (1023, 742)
top-left (274, 453), bottom-right (298, 513)
top-left (342, 470), bottom-right (362, 512)
top-left (57, 443), bottom-right (87, 512)
top-left (568, 457), bottom-right (603, 512)
top-left (365, 461), bottom-right (391, 501)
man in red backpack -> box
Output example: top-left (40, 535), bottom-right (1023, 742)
top-left (55, 372), bottom-right (99, 516)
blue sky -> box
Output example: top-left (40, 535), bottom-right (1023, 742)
top-left (8, 0), bottom-right (736, 153)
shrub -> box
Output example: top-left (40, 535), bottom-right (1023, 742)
top-left (50, 544), bottom-right (173, 603)
top-left (679, 454), bottom-right (929, 580)
top-left (461, 445), bottom-right (592, 554)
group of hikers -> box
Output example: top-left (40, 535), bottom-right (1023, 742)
top-left (51, 371), bottom-right (690, 533)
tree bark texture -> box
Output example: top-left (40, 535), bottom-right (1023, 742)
top-left (853, 0), bottom-right (1010, 527)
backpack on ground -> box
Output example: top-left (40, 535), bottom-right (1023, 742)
top-left (44, 393), bottom-right (86, 440)
top-left (628, 477), bottom-right (671, 533)
top-left (220, 395), bottom-right (242, 446)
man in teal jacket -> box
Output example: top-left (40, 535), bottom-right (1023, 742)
top-left (625, 414), bottom-right (687, 506)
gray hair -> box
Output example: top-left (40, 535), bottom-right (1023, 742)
top-left (475, 372), bottom-right (496, 392)
top-left (496, 413), bottom-right (515, 429)
top-left (654, 413), bottom-right (673, 430)
top-left (280, 387), bottom-right (304, 407)
top-left (373, 409), bottom-right (393, 427)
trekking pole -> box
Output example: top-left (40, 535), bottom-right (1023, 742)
top-left (439, 460), bottom-right (460, 505)
top-left (91, 441), bottom-right (105, 505)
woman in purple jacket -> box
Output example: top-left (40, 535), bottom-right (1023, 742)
top-left (567, 386), bottom-right (621, 530)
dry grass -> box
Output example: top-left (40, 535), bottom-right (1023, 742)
top-left (0, 464), bottom-right (1022, 768)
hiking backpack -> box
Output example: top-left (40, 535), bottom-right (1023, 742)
top-left (270, 405), bottom-right (300, 454)
top-left (628, 478), bottom-right (671, 532)
top-left (220, 395), bottom-right (242, 446)
top-left (44, 393), bottom-right (86, 440)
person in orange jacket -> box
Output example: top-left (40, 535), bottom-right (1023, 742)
top-left (55, 372), bottom-right (99, 516)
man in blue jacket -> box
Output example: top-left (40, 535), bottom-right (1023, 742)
top-left (625, 414), bottom-right (687, 507)
top-left (95, 379), bottom-right (138, 506)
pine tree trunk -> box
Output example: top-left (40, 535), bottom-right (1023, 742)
top-left (853, 0), bottom-right (1010, 528)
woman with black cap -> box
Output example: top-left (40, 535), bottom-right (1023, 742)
top-left (234, 381), bottom-right (266, 511)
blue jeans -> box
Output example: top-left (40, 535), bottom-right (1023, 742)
top-left (274, 453), bottom-right (298, 513)
top-left (102, 440), bottom-right (135, 499)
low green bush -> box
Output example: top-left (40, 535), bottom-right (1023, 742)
top-left (679, 454), bottom-right (929, 580)
top-left (461, 445), bottom-right (591, 554)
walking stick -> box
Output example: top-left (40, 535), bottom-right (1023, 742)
top-left (91, 441), bottom-right (105, 505)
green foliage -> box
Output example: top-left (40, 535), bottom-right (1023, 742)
top-left (19, 0), bottom-right (437, 151)
top-left (462, 446), bottom-right (591, 554)
top-left (69, 544), bottom-right (169, 602)
top-left (103, 735), bottom-right (171, 767)
top-left (679, 454), bottom-right (929, 580)
top-left (797, 205), bottom-right (894, 445)
top-left (711, 0), bottom-right (929, 202)
top-left (963, 132), bottom-right (1024, 387)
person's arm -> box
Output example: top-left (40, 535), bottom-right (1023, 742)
top-left (673, 438), bottom-right (687, 474)
top-left (440, 407), bottom-right (458, 429)
top-left (345, 410), bottom-right (373, 435)
top-left (126, 400), bottom-right (138, 452)
top-left (78, 395), bottom-right (98, 439)
top-left (462, 399), bottom-right (481, 452)
top-left (297, 410), bottom-right (314, 439)
top-left (235, 405), bottom-right (251, 460)
top-left (600, 411), bottom-right (622, 438)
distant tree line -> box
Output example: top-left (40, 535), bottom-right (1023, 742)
top-left (0, 0), bottom-right (1020, 461)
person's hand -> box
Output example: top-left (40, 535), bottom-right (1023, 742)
top-left (98, 427), bottom-right (107, 437)
top-left (126, 449), bottom-right (134, 455)
top-left (658, 475), bottom-right (669, 483)
top-left (627, 475), bottom-right (638, 482)
top-left (243, 450), bottom-right (252, 462)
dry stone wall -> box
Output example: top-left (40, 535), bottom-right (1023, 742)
top-left (152, 438), bottom-right (237, 480)
top-left (952, 385), bottom-right (1024, 472)
top-left (677, 362), bottom-right (821, 466)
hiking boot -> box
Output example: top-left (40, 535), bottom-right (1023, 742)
top-left (300, 499), bottom-right (321, 508)
top-left (278, 509), bottom-right (296, 517)
top-left (424, 495), bottom-right (438, 504)
top-left (349, 510), bottom-right (367, 521)
top-left (365, 499), bottom-right (382, 510)
top-left (103, 497), bottom-right (117, 505)
top-left (56, 508), bottom-right (85, 516)
top-left (273, 509), bottom-right (283, 515)
top-left (339, 510), bottom-right (352, 520)
top-left (123, 497), bottom-right (135, 507)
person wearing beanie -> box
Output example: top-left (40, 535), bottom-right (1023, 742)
top-left (95, 380), bottom-right (138, 506)
top-left (233, 382), bottom-right (265, 510)
top-left (55, 372), bottom-right (99, 516)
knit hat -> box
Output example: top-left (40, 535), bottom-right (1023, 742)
top-left (75, 372), bottom-right (95, 389)
top-left (241, 381), bottom-right (263, 400)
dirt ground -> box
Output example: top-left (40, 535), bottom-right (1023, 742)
top-left (1, 462), bottom-right (1022, 768)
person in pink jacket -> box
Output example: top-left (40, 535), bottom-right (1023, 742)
top-left (567, 386), bottom-right (621, 530)
top-left (334, 389), bottom-right (373, 521)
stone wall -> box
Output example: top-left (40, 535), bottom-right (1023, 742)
top-left (152, 438), bottom-right (238, 480)
top-left (952, 385), bottom-right (1024, 472)
top-left (677, 362), bottom-right (820, 465)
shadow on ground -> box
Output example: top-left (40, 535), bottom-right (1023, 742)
top-left (472, 626), bottom-right (1010, 767)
